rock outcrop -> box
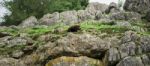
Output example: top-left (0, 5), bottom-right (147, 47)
top-left (46, 56), bottom-right (104, 66)
top-left (0, 58), bottom-right (25, 66)
top-left (0, 1), bottom-right (150, 66)
top-left (19, 16), bottom-right (39, 28)
top-left (124, 0), bottom-right (150, 21)
top-left (124, 0), bottom-right (150, 14)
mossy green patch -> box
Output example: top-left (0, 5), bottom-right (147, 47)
top-left (80, 21), bottom-right (131, 34)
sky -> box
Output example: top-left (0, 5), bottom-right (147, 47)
top-left (0, 0), bottom-right (119, 20)
top-left (89, 0), bottom-right (118, 4)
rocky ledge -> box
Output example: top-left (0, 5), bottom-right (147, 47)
top-left (0, 0), bottom-right (150, 66)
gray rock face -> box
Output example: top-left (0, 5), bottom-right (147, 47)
top-left (107, 48), bottom-right (121, 65)
top-left (124, 0), bottom-right (150, 14)
top-left (11, 50), bottom-right (24, 59)
top-left (105, 2), bottom-right (120, 14)
top-left (116, 21), bottom-right (131, 27)
top-left (86, 3), bottom-right (108, 13)
top-left (39, 12), bottom-right (60, 25)
top-left (117, 56), bottom-right (144, 66)
top-left (0, 58), bottom-right (25, 66)
top-left (141, 54), bottom-right (150, 66)
top-left (5, 37), bottom-right (27, 48)
top-left (77, 10), bottom-right (92, 21)
top-left (48, 33), bottom-right (110, 58)
top-left (85, 3), bottom-right (108, 20)
top-left (60, 11), bottom-right (79, 25)
top-left (19, 16), bottom-right (38, 28)
top-left (124, 0), bottom-right (150, 21)
top-left (119, 42), bottom-right (136, 58)
top-left (121, 31), bottom-right (139, 43)
top-left (38, 3), bottom-right (109, 26)
top-left (0, 32), bottom-right (11, 38)
top-left (110, 12), bottom-right (141, 21)
top-left (140, 36), bottom-right (150, 53)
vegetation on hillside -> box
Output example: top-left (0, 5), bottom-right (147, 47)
top-left (0, 20), bottom-right (149, 55)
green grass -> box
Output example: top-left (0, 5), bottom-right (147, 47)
top-left (80, 21), bottom-right (131, 33)
top-left (0, 20), bottom-right (149, 38)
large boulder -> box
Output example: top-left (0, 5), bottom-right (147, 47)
top-left (105, 2), bottom-right (120, 14)
top-left (124, 0), bottom-right (150, 14)
top-left (77, 10), bottom-right (95, 21)
top-left (47, 33), bottom-right (110, 58)
top-left (105, 48), bottom-right (121, 66)
top-left (46, 56), bottom-right (104, 66)
top-left (124, 0), bottom-right (150, 21)
top-left (86, 3), bottom-right (108, 13)
top-left (19, 16), bottom-right (38, 28)
top-left (110, 12), bottom-right (142, 21)
top-left (39, 12), bottom-right (60, 25)
top-left (116, 56), bottom-right (144, 66)
top-left (0, 32), bottom-right (11, 38)
top-left (60, 11), bottom-right (79, 25)
top-left (0, 58), bottom-right (25, 66)
top-left (140, 36), bottom-right (150, 53)
top-left (78, 3), bottom-right (108, 21)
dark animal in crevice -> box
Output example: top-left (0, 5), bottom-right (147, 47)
top-left (67, 25), bottom-right (81, 32)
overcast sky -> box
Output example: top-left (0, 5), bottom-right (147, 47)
top-left (0, 0), bottom-right (118, 18)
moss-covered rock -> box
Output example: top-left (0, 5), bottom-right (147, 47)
top-left (46, 56), bottom-right (104, 66)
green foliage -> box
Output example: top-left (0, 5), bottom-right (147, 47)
top-left (2, 0), bottom-right (89, 26)
top-left (80, 21), bottom-right (130, 33)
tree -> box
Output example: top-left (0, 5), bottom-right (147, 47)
top-left (2, 0), bottom-right (89, 26)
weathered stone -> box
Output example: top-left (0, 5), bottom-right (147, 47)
top-left (22, 42), bottom-right (55, 66)
top-left (0, 32), bottom-right (11, 38)
top-left (116, 56), bottom-right (144, 66)
top-left (86, 3), bottom-right (108, 13)
top-left (47, 33), bottom-right (110, 58)
top-left (121, 31), bottom-right (139, 43)
top-left (140, 36), bottom-right (150, 53)
top-left (119, 42), bottom-right (136, 58)
top-left (19, 16), bottom-right (38, 28)
top-left (110, 12), bottom-right (141, 21)
top-left (0, 58), bottom-right (25, 66)
top-left (116, 21), bottom-right (131, 27)
top-left (105, 2), bottom-right (120, 14)
top-left (97, 19), bottom-right (115, 25)
top-left (6, 37), bottom-right (27, 48)
top-left (11, 50), bottom-right (24, 59)
top-left (107, 48), bottom-right (121, 66)
top-left (141, 54), bottom-right (150, 66)
top-left (82, 3), bottom-right (108, 21)
top-left (39, 12), bottom-right (60, 25)
top-left (124, 0), bottom-right (150, 14)
top-left (77, 10), bottom-right (95, 21)
top-left (60, 11), bottom-right (78, 25)
top-left (46, 56), bottom-right (104, 66)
